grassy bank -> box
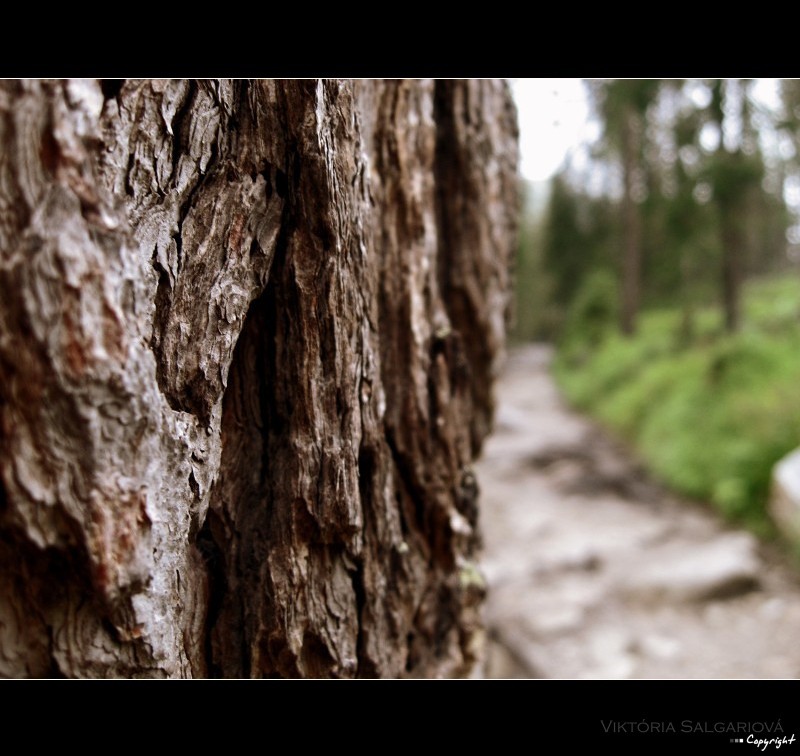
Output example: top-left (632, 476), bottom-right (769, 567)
top-left (554, 275), bottom-right (800, 535)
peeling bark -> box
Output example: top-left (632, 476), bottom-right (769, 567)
top-left (0, 79), bottom-right (518, 678)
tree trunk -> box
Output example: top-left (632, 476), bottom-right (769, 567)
top-left (620, 108), bottom-right (641, 336)
top-left (720, 213), bottom-right (742, 333)
top-left (0, 79), bottom-right (518, 678)
top-left (710, 79), bottom-right (745, 335)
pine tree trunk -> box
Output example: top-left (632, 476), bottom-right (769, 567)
top-left (0, 79), bottom-right (518, 678)
top-left (720, 213), bottom-right (742, 333)
top-left (620, 108), bottom-right (641, 337)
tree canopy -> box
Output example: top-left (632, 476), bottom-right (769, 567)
top-left (514, 78), bottom-right (796, 344)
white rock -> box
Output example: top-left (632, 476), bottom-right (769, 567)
top-left (770, 447), bottom-right (800, 542)
top-left (621, 533), bottom-right (760, 604)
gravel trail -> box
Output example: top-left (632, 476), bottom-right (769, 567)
top-left (477, 344), bottom-right (800, 679)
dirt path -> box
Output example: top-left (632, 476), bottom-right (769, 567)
top-left (476, 344), bottom-right (800, 679)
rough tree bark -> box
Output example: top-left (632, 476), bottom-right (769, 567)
top-left (0, 79), bottom-right (518, 678)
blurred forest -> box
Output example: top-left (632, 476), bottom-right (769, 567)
top-left (513, 78), bottom-right (800, 534)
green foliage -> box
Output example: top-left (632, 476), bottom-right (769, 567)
top-left (561, 269), bottom-right (619, 351)
top-left (527, 79), bottom-right (800, 540)
top-left (536, 173), bottom-right (621, 339)
top-left (543, 176), bottom-right (595, 307)
top-left (530, 79), bottom-right (792, 346)
top-left (704, 150), bottom-right (764, 208)
top-left (520, 79), bottom-right (800, 550)
top-left (510, 180), bottom-right (560, 342)
top-left (588, 79), bottom-right (661, 154)
top-left (555, 275), bottom-right (800, 534)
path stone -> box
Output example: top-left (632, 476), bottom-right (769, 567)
top-left (620, 533), bottom-right (761, 604)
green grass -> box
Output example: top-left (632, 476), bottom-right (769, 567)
top-left (554, 275), bottom-right (800, 535)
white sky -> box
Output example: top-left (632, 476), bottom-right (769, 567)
top-left (511, 78), bottom-right (783, 183)
top-left (511, 79), bottom-right (593, 182)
